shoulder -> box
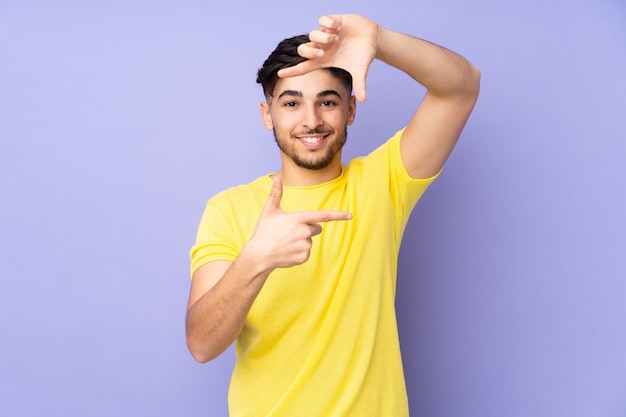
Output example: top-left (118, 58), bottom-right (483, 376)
top-left (208, 174), bottom-right (273, 208)
top-left (345, 128), bottom-right (405, 176)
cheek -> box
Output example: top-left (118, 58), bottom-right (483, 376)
top-left (271, 112), bottom-right (300, 131)
top-left (326, 110), bottom-right (350, 127)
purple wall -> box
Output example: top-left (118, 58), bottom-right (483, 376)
top-left (1, 1), bottom-right (624, 416)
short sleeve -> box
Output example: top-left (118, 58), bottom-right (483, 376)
top-left (189, 200), bottom-right (239, 277)
top-left (363, 128), bottom-right (440, 225)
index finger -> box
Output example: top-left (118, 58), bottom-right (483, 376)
top-left (318, 15), bottom-right (341, 32)
top-left (277, 54), bottom-right (320, 79)
top-left (297, 210), bottom-right (353, 224)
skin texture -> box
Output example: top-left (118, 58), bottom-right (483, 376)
top-left (186, 14), bottom-right (480, 363)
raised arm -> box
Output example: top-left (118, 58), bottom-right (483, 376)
top-left (378, 27), bottom-right (480, 178)
top-left (279, 14), bottom-right (480, 179)
top-left (186, 177), bottom-right (352, 362)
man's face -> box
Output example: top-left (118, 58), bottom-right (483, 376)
top-left (261, 69), bottom-right (356, 171)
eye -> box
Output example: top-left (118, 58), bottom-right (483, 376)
top-left (283, 101), bottom-right (298, 108)
top-left (321, 100), bottom-right (337, 107)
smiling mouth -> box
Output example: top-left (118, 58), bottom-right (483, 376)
top-left (294, 131), bottom-right (332, 147)
top-left (299, 135), bottom-right (325, 143)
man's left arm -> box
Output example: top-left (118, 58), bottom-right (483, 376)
top-left (278, 14), bottom-right (480, 180)
top-left (376, 28), bottom-right (480, 179)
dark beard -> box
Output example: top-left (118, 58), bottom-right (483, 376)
top-left (273, 127), bottom-right (348, 171)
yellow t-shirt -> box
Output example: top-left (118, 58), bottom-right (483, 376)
top-left (190, 129), bottom-right (438, 417)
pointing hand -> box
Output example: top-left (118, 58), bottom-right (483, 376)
top-left (246, 176), bottom-right (352, 270)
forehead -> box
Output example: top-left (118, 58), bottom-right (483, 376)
top-left (272, 69), bottom-right (348, 99)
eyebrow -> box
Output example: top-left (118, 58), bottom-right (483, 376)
top-left (276, 89), bottom-right (343, 100)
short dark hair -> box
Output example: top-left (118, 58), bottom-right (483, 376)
top-left (256, 34), bottom-right (353, 99)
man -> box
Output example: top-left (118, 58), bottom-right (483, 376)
top-left (187, 14), bottom-right (479, 416)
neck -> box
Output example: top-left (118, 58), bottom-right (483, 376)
top-left (277, 156), bottom-right (343, 187)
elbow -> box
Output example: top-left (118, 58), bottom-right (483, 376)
top-left (185, 321), bottom-right (219, 363)
top-left (189, 351), bottom-right (213, 364)
top-left (185, 310), bottom-right (226, 363)
top-left (187, 340), bottom-right (210, 363)
top-left (186, 323), bottom-right (231, 363)
top-left (466, 63), bottom-right (481, 99)
top-left (186, 337), bottom-right (221, 363)
top-left (440, 61), bottom-right (481, 102)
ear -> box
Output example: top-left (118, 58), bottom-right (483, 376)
top-left (347, 95), bottom-right (357, 126)
top-left (260, 101), bottom-right (273, 130)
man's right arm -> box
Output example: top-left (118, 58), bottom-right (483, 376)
top-left (186, 255), bottom-right (273, 363)
top-left (185, 176), bottom-right (352, 363)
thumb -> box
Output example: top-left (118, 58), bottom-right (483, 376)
top-left (352, 66), bottom-right (369, 102)
top-left (262, 175), bottom-right (283, 214)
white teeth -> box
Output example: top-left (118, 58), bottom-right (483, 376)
top-left (300, 136), bottom-right (323, 143)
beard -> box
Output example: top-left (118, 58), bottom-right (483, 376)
top-left (273, 126), bottom-right (348, 171)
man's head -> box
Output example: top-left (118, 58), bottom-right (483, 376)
top-left (256, 34), bottom-right (353, 101)
top-left (257, 34), bottom-right (357, 173)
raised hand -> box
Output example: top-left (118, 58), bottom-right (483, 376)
top-left (245, 176), bottom-right (352, 271)
top-left (277, 14), bottom-right (379, 103)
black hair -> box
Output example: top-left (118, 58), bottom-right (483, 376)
top-left (256, 34), bottom-right (353, 99)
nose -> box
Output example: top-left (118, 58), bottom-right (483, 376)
top-left (301, 105), bottom-right (323, 129)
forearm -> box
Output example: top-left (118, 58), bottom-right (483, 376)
top-left (186, 252), bottom-right (272, 363)
top-left (376, 27), bottom-right (480, 99)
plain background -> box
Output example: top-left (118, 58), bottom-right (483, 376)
top-left (1, 0), bottom-right (625, 416)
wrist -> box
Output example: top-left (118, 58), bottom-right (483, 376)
top-left (238, 241), bottom-right (275, 280)
top-left (374, 26), bottom-right (395, 62)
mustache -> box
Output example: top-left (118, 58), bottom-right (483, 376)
top-left (292, 128), bottom-right (334, 137)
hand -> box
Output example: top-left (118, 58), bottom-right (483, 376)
top-left (277, 14), bottom-right (379, 102)
top-left (245, 176), bottom-right (352, 270)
